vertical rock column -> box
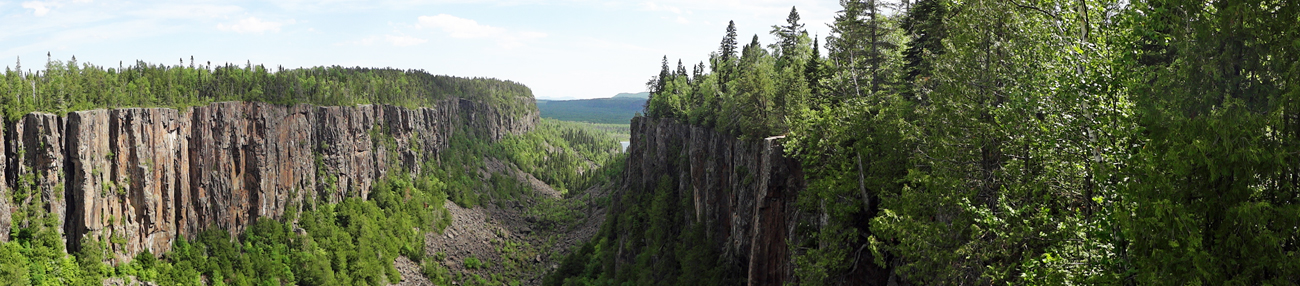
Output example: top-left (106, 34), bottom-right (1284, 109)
top-left (0, 98), bottom-right (529, 258)
top-left (66, 110), bottom-right (111, 257)
top-left (243, 103), bottom-right (316, 220)
top-left (314, 105), bottom-right (379, 203)
top-left (747, 135), bottom-right (797, 286)
top-left (111, 108), bottom-right (189, 260)
top-left (188, 102), bottom-right (254, 237)
top-left (7, 113), bottom-right (66, 245)
top-left (626, 116), bottom-right (804, 286)
top-left (67, 108), bottom-right (191, 262)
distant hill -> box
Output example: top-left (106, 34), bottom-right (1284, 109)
top-left (536, 94), bottom-right (646, 124)
top-left (612, 92), bottom-right (649, 99)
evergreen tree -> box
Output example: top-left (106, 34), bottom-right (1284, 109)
top-left (899, 0), bottom-right (947, 102)
top-left (657, 55), bottom-right (670, 94)
top-left (692, 62), bottom-right (704, 83)
top-left (1117, 0), bottom-right (1300, 284)
top-left (719, 21), bottom-right (739, 65)
top-left (676, 59), bottom-right (688, 81)
top-left (805, 37), bottom-right (827, 105)
top-left (826, 0), bottom-right (898, 100)
top-left (771, 6), bottom-right (807, 64)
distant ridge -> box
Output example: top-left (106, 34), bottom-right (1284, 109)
top-left (612, 92), bottom-right (650, 99)
top-left (536, 93), bottom-right (646, 124)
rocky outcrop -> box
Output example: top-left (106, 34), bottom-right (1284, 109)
top-left (619, 116), bottom-right (803, 286)
top-left (0, 98), bottom-right (536, 263)
top-left (4, 113), bottom-right (69, 244)
top-left (65, 108), bottom-right (190, 260)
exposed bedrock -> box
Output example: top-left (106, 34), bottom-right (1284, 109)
top-left (620, 116), bottom-right (804, 286)
top-left (0, 98), bottom-right (536, 263)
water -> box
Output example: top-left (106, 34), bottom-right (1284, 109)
top-left (620, 141), bottom-right (629, 152)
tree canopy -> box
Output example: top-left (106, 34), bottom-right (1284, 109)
top-left (1, 59), bottom-right (537, 121)
top-left (565, 0), bottom-right (1300, 284)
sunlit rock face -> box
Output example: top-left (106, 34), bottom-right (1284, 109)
top-left (2, 98), bottom-right (537, 264)
top-left (620, 116), bottom-right (804, 286)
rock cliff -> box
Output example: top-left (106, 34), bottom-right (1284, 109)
top-left (0, 98), bottom-right (538, 263)
top-left (618, 116), bottom-right (803, 286)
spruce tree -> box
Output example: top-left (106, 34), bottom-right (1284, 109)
top-left (719, 21), bottom-right (738, 65)
top-left (900, 0), bottom-right (946, 102)
top-left (675, 59), bottom-right (687, 80)
top-left (771, 6), bottom-right (806, 62)
top-left (804, 37), bottom-right (826, 105)
top-left (658, 56), bottom-right (670, 93)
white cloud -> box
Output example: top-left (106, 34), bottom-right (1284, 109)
top-left (418, 14), bottom-right (504, 39)
top-left (386, 35), bottom-right (427, 46)
top-left (217, 17), bottom-right (294, 34)
top-left (22, 1), bottom-right (58, 16)
top-left (417, 14), bottom-right (545, 48)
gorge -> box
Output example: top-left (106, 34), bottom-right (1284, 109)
top-left (0, 98), bottom-right (537, 264)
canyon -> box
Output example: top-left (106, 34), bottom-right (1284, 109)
top-left (615, 116), bottom-right (805, 286)
top-left (0, 98), bottom-right (538, 264)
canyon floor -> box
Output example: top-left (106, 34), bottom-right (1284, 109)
top-left (391, 158), bottom-right (611, 286)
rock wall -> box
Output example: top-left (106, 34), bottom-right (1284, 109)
top-left (0, 98), bottom-right (537, 263)
top-left (620, 116), bottom-right (803, 286)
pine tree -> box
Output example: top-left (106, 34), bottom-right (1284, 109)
top-left (675, 59), bottom-right (688, 81)
top-left (692, 62), bottom-right (704, 82)
top-left (826, 0), bottom-right (898, 100)
top-left (899, 0), bottom-right (947, 102)
top-left (770, 6), bottom-right (806, 62)
top-left (658, 56), bottom-right (670, 93)
top-left (805, 37), bottom-right (826, 105)
top-left (719, 21), bottom-right (739, 65)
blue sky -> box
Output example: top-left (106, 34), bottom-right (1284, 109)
top-left (1, 0), bottom-right (840, 100)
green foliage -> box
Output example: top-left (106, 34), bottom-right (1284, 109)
top-left (72, 110), bottom-right (617, 286)
top-left (536, 97), bottom-right (645, 124)
top-left (544, 160), bottom-right (740, 285)
top-left (0, 57), bottom-right (628, 286)
top-left (464, 256), bottom-right (485, 270)
top-left (496, 119), bottom-right (623, 195)
top-left (35, 169), bottom-right (454, 286)
top-left (0, 220), bottom-right (98, 285)
top-left (1, 58), bottom-right (537, 121)
top-left (422, 260), bottom-right (453, 284)
top-left (1113, 0), bottom-right (1300, 284)
top-left (608, 0), bottom-right (1300, 284)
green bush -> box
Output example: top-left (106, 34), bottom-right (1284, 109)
top-left (464, 256), bottom-right (484, 270)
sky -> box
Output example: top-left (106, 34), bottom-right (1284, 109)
top-left (0, 0), bottom-right (842, 100)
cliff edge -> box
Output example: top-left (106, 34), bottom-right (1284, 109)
top-left (609, 116), bottom-right (804, 285)
top-left (0, 98), bottom-right (538, 263)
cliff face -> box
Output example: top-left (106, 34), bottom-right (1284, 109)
top-left (0, 98), bottom-right (537, 263)
top-left (620, 116), bottom-right (803, 286)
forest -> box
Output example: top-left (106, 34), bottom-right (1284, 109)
top-left (549, 0), bottom-right (1299, 285)
top-left (0, 55), bottom-right (629, 284)
top-left (0, 57), bottom-right (536, 121)
top-left (0, 114), bottom-right (624, 285)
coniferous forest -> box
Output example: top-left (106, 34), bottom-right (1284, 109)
top-left (550, 0), bottom-right (1299, 285)
top-left (1, 0), bottom-right (1297, 285)
top-left (0, 58), bottom-right (535, 120)
top-left (0, 55), bottom-right (629, 284)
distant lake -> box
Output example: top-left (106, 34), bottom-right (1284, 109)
top-left (621, 141), bottom-right (629, 152)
